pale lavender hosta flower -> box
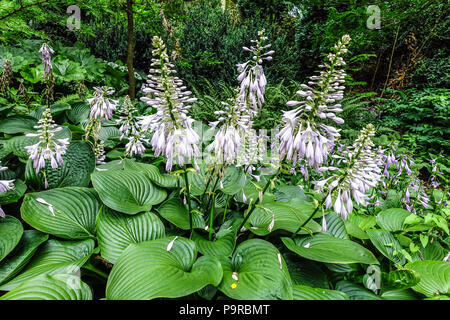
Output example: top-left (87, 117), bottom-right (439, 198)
top-left (0, 163), bottom-right (14, 218)
top-left (278, 35), bottom-right (351, 170)
top-left (313, 124), bottom-right (382, 219)
top-left (25, 108), bottom-right (69, 177)
top-left (139, 36), bottom-right (200, 172)
top-left (39, 43), bottom-right (54, 76)
top-left (125, 133), bottom-right (149, 157)
top-left (237, 29), bottom-right (273, 117)
top-left (208, 31), bottom-right (272, 168)
top-left (87, 86), bottom-right (119, 121)
top-left (116, 96), bottom-right (148, 157)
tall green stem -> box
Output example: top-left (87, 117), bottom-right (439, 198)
top-left (182, 165), bottom-right (193, 238)
top-left (237, 168), bottom-right (280, 232)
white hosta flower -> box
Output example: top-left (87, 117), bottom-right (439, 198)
top-left (140, 36), bottom-right (200, 172)
top-left (87, 86), bottom-right (118, 121)
top-left (278, 35), bottom-right (351, 170)
top-left (166, 236), bottom-right (178, 252)
top-left (125, 133), bottom-right (148, 157)
top-left (0, 162), bottom-right (14, 218)
top-left (313, 124), bottom-right (382, 219)
top-left (208, 30), bottom-right (273, 169)
top-left (35, 197), bottom-right (55, 216)
top-left (25, 108), bottom-right (69, 174)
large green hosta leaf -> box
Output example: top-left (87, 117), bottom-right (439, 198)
top-left (25, 141), bottom-right (96, 189)
top-left (92, 169), bottom-right (167, 214)
top-left (292, 285), bottom-right (349, 300)
top-left (246, 201), bottom-right (321, 235)
top-left (335, 280), bottom-right (382, 300)
top-left (376, 208), bottom-right (411, 232)
top-left (0, 274), bottom-right (92, 300)
top-left (0, 115), bottom-right (37, 134)
top-left (220, 166), bottom-right (246, 195)
top-left (367, 230), bottom-right (406, 265)
top-left (218, 239), bottom-right (293, 300)
top-left (0, 216), bottom-right (23, 262)
top-left (123, 159), bottom-right (178, 188)
top-left (405, 261), bottom-right (450, 297)
top-left (0, 230), bottom-right (48, 285)
top-left (157, 198), bottom-right (205, 230)
top-left (21, 187), bottom-right (100, 239)
top-left (191, 220), bottom-right (237, 257)
top-left (282, 234), bottom-right (378, 265)
top-left (106, 237), bottom-right (222, 300)
top-left (97, 206), bottom-right (165, 264)
top-left (0, 238), bottom-right (94, 291)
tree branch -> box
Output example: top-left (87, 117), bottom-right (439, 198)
top-left (0, 0), bottom-right (50, 21)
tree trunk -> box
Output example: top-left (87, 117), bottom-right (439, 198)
top-left (126, 0), bottom-right (135, 100)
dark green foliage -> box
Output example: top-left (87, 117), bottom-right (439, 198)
top-left (378, 88), bottom-right (450, 153)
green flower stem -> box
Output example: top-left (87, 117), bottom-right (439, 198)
top-left (222, 194), bottom-right (231, 224)
top-left (182, 165), bottom-right (193, 238)
top-left (209, 192), bottom-right (215, 241)
top-left (237, 167), bottom-right (280, 232)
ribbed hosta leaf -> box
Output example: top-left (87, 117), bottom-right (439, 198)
top-left (246, 201), bottom-right (321, 235)
top-left (220, 166), bottom-right (246, 195)
top-left (21, 187), bottom-right (100, 239)
top-left (157, 198), bottom-right (205, 230)
top-left (92, 169), bottom-right (167, 214)
top-left (0, 238), bottom-right (95, 291)
top-left (335, 280), bottom-right (382, 300)
top-left (405, 261), bottom-right (450, 297)
top-left (284, 254), bottom-right (329, 289)
top-left (376, 208), bottom-right (411, 232)
top-left (97, 206), bottom-right (165, 264)
top-left (67, 102), bottom-right (89, 124)
top-left (0, 274), bottom-right (92, 300)
top-left (25, 141), bottom-right (95, 189)
top-left (0, 115), bottom-right (37, 134)
top-left (380, 289), bottom-right (419, 300)
top-left (367, 230), bottom-right (405, 265)
top-left (292, 285), bottom-right (349, 300)
top-left (123, 159), bottom-right (178, 188)
top-left (282, 234), bottom-right (378, 265)
top-left (218, 239), bottom-right (293, 300)
top-left (275, 185), bottom-right (307, 202)
top-left (0, 230), bottom-right (48, 285)
top-left (382, 269), bottom-right (421, 291)
top-left (0, 216), bottom-right (23, 262)
top-left (106, 237), bottom-right (222, 300)
top-left (192, 228), bottom-right (236, 257)
top-left (324, 212), bottom-right (347, 239)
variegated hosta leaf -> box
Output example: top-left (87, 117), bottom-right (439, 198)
top-left (106, 237), bottom-right (222, 300)
top-left (91, 169), bottom-right (167, 215)
top-left (218, 239), bottom-right (293, 300)
top-left (21, 187), bottom-right (101, 239)
top-left (97, 206), bottom-right (165, 264)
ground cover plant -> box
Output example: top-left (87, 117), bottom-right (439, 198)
top-left (0, 0), bottom-right (448, 301)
